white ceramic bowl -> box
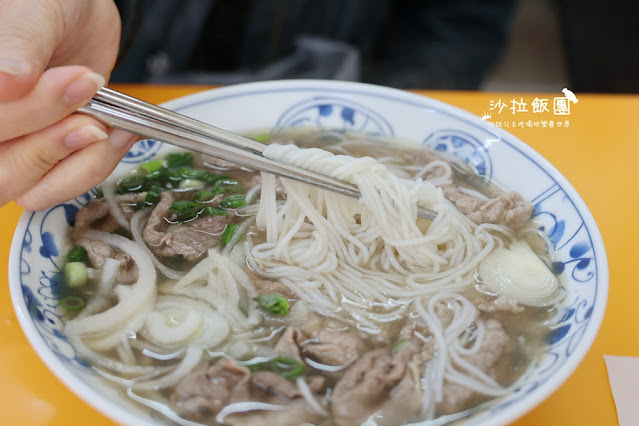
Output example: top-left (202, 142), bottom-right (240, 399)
top-left (9, 80), bottom-right (608, 425)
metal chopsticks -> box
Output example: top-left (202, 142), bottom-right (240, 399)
top-left (78, 88), bottom-right (437, 221)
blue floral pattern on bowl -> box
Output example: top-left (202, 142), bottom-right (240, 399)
top-left (423, 129), bottom-right (494, 179)
top-left (273, 96), bottom-right (394, 136)
top-left (10, 81), bottom-right (607, 426)
top-left (123, 138), bottom-right (163, 163)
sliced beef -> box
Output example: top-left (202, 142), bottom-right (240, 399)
top-left (331, 341), bottom-right (428, 426)
top-left (142, 192), bottom-right (235, 261)
top-left (253, 277), bottom-right (297, 299)
top-left (415, 148), bottom-right (533, 228)
top-left (141, 191), bottom-right (174, 248)
top-left (285, 303), bottom-right (367, 367)
top-left (245, 269), bottom-right (297, 299)
top-left (437, 319), bottom-right (511, 415)
top-left (442, 184), bottom-right (533, 229)
top-left (440, 184), bottom-right (485, 215)
top-left (172, 358), bottom-right (252, 418)
top-left (113, 252), bottom-right (139, 284)
top-left (115, 192), bottom-right (148, 220)
top-left (160, 215), bottom-right (235, 260)
top-left (251, 371), bottom-right (324, 399)
top-left (72, 201), bottom-right (119, 241)
top-left (171, 358), bottom-right (326, 424)
top-left (274, 324), bottom-right (365, 368)
top-left (273, 326), bottom-right (305, 361)
top-left (72, 201), bottom-right (138, 284)
top-left (304, 326), bottom-right (366, 367)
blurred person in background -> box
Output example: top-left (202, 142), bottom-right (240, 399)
top-left (113, 0), bottom-right (517, 89)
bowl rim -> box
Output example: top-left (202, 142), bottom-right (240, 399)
top-left (9, 79), bottom-right (609, 426)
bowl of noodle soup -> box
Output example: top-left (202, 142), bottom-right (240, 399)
top-left (9, 80), bottom-right (607, 425)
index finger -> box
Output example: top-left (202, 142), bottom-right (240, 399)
top-left (0, 65), bottom-right (104, 142)
top-left (0, 0), bottom-right (64, 101)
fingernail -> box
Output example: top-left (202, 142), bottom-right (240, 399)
top-left (65, 124), bottom-right (109, 149)
top-left (0, 60), bottom-right (30, 77)
top-left (64, 72), bottom-right (105, 105)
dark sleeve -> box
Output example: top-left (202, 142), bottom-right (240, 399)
top-left (365, 0), bottom-right (517, 90)
top-left (113, 0), bottom-right (146, 66)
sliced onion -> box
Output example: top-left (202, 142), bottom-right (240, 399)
top-left (216, 402), bottom-right (288, 424)
top-left (478, 241), bottom-right (560, 307)
top-left (102, 180), bottom-right (131, 231)
top-left (134, 344), bottom-right (204, 390)
top-left (64, 231), bottom-right (156, 337)
top-left (142, 295), bottom-right (230, 350)
top-left (76, 258), bottom-right (119, 319)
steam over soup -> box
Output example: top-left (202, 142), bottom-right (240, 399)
top-left (60, 130), bottom-right (564, 425)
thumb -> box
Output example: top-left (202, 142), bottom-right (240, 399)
top-left (0, 0), bottom-right (65, 101)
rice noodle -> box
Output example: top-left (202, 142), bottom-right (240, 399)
top-left (126, 387), bottom-right (205, 426)
top-left (253, 144), bottom-right (504, 332)
top-left (296, 377), bottom-right (328, 416)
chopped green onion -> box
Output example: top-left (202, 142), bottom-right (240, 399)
top-left (220, 195), bottom-right (246, 209)
top-left (253, 133), bottom-right (271, 143)
top-left (165, 169), bottom-right (182, 182)
top-left (245, 356), bottom-right (304, 380)
top-left (60, 296), bottom-right (86, 311)
top-left (65, 262), bottom-right (88, 288)
top-left (391, 338), bottom-right (407, 355)
top-left (254, 292), bottom-right (290, 317)
top-left (66, 245), bottom-right (87, 263)
top-left (220, 223), bottom-right (239, 246)
top-left (175, 211), bottom-right (200, 222)
top-left (170, 200), bottom-right (201, 211)
top-left (140, 159), bottom-right (163, 174)
top-left (93, 186), bottom-right (104, 199)
top-left (194, 187), bottom-right (224, 203)
top-left (176, 168), bottom-right (217, 184)
top-left (166, 152), bottom-right (193, 168)
top-left (170, 200), bottom-right (205, 222)
top-left (204, 206), bottom-right (229, 217)
top-left (145, 187), bottom-right (163, 204)
top-left (270, 356), bottom-right (304, 380)
top-left (143, 169), bottom-right (165, 182)
top-left (117, 175), bottom-right (145, 193)
top-left (216, 178), bottom-right (242, 193)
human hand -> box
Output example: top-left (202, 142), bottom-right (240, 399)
top-left (0, 0), bottom-right (137, 210)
